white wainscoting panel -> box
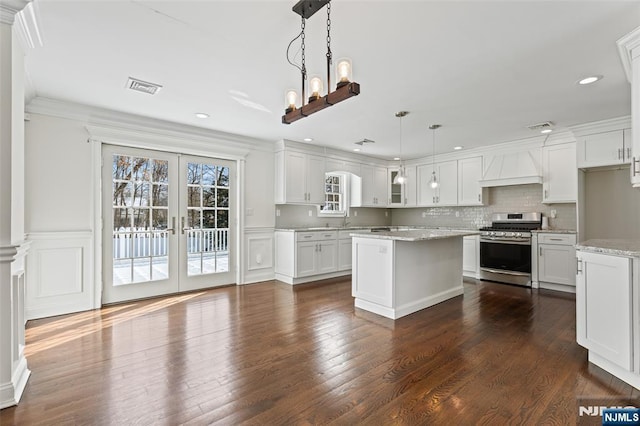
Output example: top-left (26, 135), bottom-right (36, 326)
top-left (243, 227), bottom-right (274, 284)
top-left (26, 231), bottom-right (94, 320)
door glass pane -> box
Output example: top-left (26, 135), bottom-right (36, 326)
top-left (186, 162), bottom-right (230, 275)
top-left (111, 154), bottom-right (170, 286)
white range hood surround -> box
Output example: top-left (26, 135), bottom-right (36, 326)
top-left (479, 148), bottom-right (543, 187)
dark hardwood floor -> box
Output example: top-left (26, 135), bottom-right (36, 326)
top-left (1, 278), bottom-right (637, 425)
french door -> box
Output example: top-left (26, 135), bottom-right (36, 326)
top-left (102, 145), bottom-right (235, 304)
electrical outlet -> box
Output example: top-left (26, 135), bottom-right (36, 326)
top-left (385, 211), bottom-right (388, 217)
top-left (455, 211), bottom-right (460, 217)
top-left (422, 211), bottom-right (427, 218)
top-left (550, 209), bottom-right (557, 219)
top-left (308, 209), bottom-right (313, 217)
top-left (276, 208), bottom-right (280, 217)
top-left (354, 210), bottom-right (358, 217)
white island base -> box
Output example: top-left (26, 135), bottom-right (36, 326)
top-left (352, 230), bottom-right (474, 320)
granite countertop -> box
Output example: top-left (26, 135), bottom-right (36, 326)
top-left (350, 229), bottom-right (479, 242)
top-left (532, 229), bottom-right (577, 234)
top-left (275, 225), bottom-right (480, 232)
top-left (576, 239), bottom-right (640, 257)
top-left (275, 226), bottom-right (382, 232)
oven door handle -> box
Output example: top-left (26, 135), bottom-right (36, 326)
top-left (480, 268), bottom-right (530, 277)
top-left (480, 238), bottom-right (531, 245)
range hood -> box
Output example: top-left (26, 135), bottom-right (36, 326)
top-left (479, 150), bottom-right (542, 187)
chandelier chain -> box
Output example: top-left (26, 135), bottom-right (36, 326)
top-left (326, 2), bottom-right (332, 64)
top-left (301, 16), bottom-right (307, 80)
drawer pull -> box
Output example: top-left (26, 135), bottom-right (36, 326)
top-left (549, 238), bottom-right (563, 241)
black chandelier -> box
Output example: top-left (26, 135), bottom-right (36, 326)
top-left (282, 0), bottom-right (360, 125)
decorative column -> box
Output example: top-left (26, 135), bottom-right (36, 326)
top-left (0, 0), bottom-right (31, 409)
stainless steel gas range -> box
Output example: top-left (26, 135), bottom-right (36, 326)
top-left (479, 212), bottom-right (542, 287)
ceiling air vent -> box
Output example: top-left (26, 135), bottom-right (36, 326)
top-left (126, 77), bottom-right (163, 95)
top-left (526, 121), bottom-right (554, 131)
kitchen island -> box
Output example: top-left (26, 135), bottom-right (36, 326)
top-left (351, 229), bottom-right (479, 319)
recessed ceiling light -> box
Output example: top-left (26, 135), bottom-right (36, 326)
top-left (540, 129), bottom-right (553, 134)
top-left (453, 146), bottom-right (463, 151)
top-left (353, 148), bottom-right (361, 152)
top-left (303, 138), bottom-right (313, 142)
top-left (393, 157), bottom-right (400, 161)
top-left (195, 112), bottom-right (209, 119)
top-left (577, 75), bottom-right (603, 85)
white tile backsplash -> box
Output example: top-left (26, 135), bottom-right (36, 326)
top-left (391, 184), bottom-right (576, 230)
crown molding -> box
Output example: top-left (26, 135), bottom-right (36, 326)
top-left (26, 97), bottom-right (275, 154)
top-left (14, 1), bottom-right (42, 49)
top-left (617, 26), bottom-right (640, 83)
top-left (569, 115), bottom-right (631, 137)
top-left (0, 0), bottom-right (30, 25)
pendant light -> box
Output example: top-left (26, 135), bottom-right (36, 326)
top-left (429, 124), bottom-right (441, 189)
top-left (393, 111), bottom-right (409, 185)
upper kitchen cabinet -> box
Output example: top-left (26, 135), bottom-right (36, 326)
top-left (542, 143), bottom-right (577, 203)
top-left (388, 166), bottom-right (417, 207)
top-left (617, 26), bottom-right (640, 187)
top-left (458, 156), bottom-right (485, 205)
top-left (358, 164), bottom-right (387, 207)
top-left (576, 129), bottom-right (632, 168)
top-left (275, 150), bottom-right (325, 204)
top-left (417, 161), bottom-right (458, 206)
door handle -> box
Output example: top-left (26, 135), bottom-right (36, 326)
top-left (319, 244), bottom-right (322, 252)
top-left (478, 194), bottom-right (481, 202)
top-left (539, 246), bottom-right (542, 256)
top-left (618, 148), bottom-right (623, 160)
top-left (166, 216), bottom-right (176, 235)
top-left (627, 147), bottom-right (632, 160)
top-left (576, 258), bottom-right (583, 274)
top-left (633, 157), bottom-right (640, 176)
top-left (181, 216), bottom-right (186, 234)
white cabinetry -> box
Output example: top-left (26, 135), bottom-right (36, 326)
top-left (542, 143), bottom-right (577, 203)
top-left (617, 27), bottom-right (640, 187)
top-left (275, 230), bottom-right (346, 284)
top-left (360, 164), bottom-right (387, 207)
top-left (535, 233), bottom-right (577, 292)
top-left (388, 166), bottom-right (416, 207)
top-left (577, 130), bottom-right (632, 168)
top-left (275, 151), bottom-right (325, 204)
top-left (458, 157), bottom-right (484, 205)
top-left (462, 235), bottom-right (480, 279)
top-left (576, 251), bottom-right (633, 371)
top-left (338, 230), bottom-right (352, 271)
top-left (417, 161), bottom-right (458, 206)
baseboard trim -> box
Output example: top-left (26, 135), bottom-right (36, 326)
top-left (0, 356), bottom-right (31, 409)
top-left (275, 270), bottom-right (351, 285)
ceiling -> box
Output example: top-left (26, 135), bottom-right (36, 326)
top-left (22, 0), bottom-right (640, 159)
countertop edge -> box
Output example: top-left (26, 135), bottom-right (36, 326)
top-left (576, 239), bottom-right (640, 258)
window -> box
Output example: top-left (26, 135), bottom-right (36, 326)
top-left (318, 173), bottom-right (346, 217)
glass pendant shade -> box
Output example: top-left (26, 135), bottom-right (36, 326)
top-left (336, 58), bottom-right (352, 88)
top-left (309, 76), bottom-right (323, 101)
top-left (430, 171), bottom-right (439, 189)
top-left (393, 167), bottom-right (407, 185)
top-left (285, 89), bottom-right (298, 113)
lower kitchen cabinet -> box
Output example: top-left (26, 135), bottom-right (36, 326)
top-left (275, 230), bottom-right (348, 285)
top-left (338, 230), bottom-right (353, 271)
top-left (576, 250), bottom-right (633, 371)
top-left (462, 235), bottom-right (480, 279)
top-left (532, 232), bottom-right (576, 292)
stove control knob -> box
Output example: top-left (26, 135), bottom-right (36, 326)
top-left (515, 232), bottom-right (522, 237)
